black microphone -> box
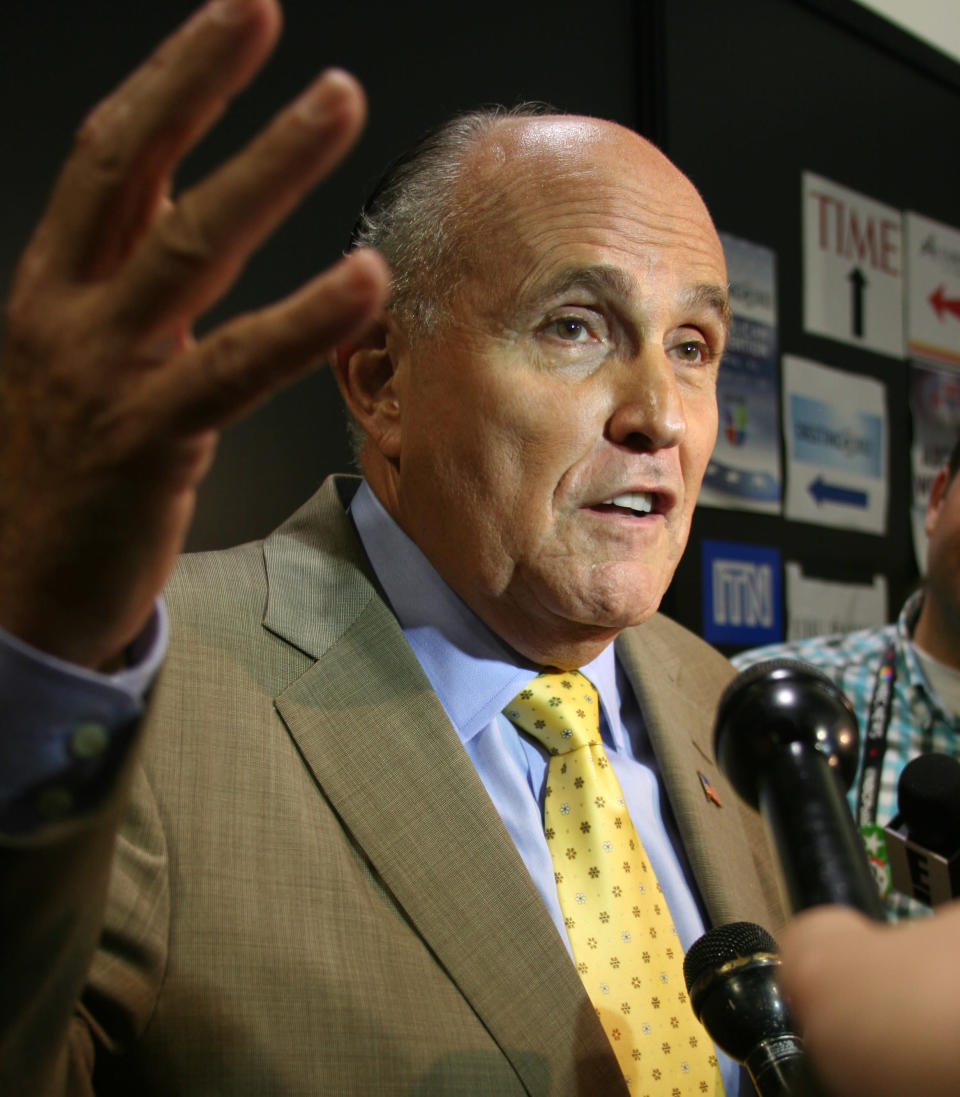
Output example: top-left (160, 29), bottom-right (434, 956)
top-left (683, 922), bottom-right (810, 1097)
top-left (884, 752), bottom-right (960, 906)
top-left (714, 659), bottom-right (883, 919)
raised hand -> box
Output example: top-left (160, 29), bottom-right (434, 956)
top-left (0, 0), bottom-right (389, 669)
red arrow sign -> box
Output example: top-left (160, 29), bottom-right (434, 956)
top-left (929, 285), bottom-right (960, 321)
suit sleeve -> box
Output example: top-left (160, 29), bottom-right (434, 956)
top-left (0, 646), bottom-right (169, 1094)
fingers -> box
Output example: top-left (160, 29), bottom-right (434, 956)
top-left (777, 905), bottom-right (871, 1011)
top-left (2, 0), bottom-right (387, 454)
top-left (109, 67), bottom-right (369, 342)
top-left (142, 247), bottom-right (390, 435)
top-left (38, 0), bottom-right (283, 281)
top-left (0, 0), bottom-right (387, 669)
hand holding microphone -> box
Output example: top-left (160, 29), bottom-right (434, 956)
top-left (777, 901), bottom-right (960, 1097)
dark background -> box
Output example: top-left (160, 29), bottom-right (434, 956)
top-left (4, 0), bottom-right (958, 649)
top-left (649, 0), bottom-right (960, 651)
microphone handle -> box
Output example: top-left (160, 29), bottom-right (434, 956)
top-left (758, 747), bottom-right (884, 919)
top-left (747, 1037), bottom-right (805, 1096)
top-left (749, 1041), bottom-right (829, 1097)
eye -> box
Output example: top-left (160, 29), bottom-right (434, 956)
top-left (671, 338), bottom-right (713, 365)
top-left (544, 316), bottom-right (592, 342)
top-left (676, 340), bottom-right (705, 361)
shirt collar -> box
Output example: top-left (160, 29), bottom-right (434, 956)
top-left (898, 588), bottom-right (931, 694)
top-left (899, 589), bottom-right (960, 727)
top-left (898, 588), bottom-right (925, 643)
top-left (349, 480), bottom-right (621, 744)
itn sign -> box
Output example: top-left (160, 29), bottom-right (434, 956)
top-left (803, 172), bottom-right (904, 360)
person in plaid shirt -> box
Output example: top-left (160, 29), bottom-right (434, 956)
top-left (733, 436), bottom-right (960, 922)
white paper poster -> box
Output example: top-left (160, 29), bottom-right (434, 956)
top-left (905, 211), bottom-right (960, 368)
top-left (785, 563), bottom-right (887, 640)
top-left (803, 172), bottom-right (904, 359)
top-left (700, 234), bottom-right (781, 513)
top-left (783, 355), bottom-right (888, 534)
top-left (908, 362), bottom-right (960, 569)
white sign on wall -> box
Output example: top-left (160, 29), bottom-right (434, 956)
top-left (803, 172), bottom-right (904, 359)
top-left (699, 234), bottom-right (781, 514)
top-left (785, 563), bottom-right (887, 641)
top-left (783, 355), bottom-right (888, 534)
top-left (905, 211), bottom-right (960, 367)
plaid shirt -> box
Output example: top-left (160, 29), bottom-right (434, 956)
top-left (732, 592), bottom-right (960, 922)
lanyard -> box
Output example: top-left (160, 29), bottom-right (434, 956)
top-left (855, 640), bottom-right (898, 828)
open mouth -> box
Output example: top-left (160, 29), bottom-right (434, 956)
top-left (590, 491), bottom-right (657, 518)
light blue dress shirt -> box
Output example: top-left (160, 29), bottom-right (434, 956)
top-left (0, 602), bottom-right (167, 824)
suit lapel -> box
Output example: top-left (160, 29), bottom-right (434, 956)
top-left (262, 479), bottom-right (627, 1097)
top-left (616, 619), bottom-right (783, 932)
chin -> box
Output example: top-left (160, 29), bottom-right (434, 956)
top-left (511, 561), bottom-right (670, 641)
top-left (567, 584), bottom-right (665, 632)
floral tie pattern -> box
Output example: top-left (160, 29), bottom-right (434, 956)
top-left (505, 670), bottom-right (723, 1095)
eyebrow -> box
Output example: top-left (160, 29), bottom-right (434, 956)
top-left (682, 283), bottom-right (733, 332)
top-left (525, 265), bottom-right (634, 308)
top-left (523, 265), bottom-right (731, 333)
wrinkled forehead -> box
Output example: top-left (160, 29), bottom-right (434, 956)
top-left (452, 116), bottom-right (726, 299)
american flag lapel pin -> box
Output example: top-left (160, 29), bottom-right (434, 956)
top-left (698, 770), bottom-right (723, 807)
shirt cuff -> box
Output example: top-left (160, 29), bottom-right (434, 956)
top-left (0, 602), bottom-right (168, 833)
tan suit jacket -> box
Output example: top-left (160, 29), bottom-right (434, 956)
top-left (2, 476), bottom-right (784, 1096)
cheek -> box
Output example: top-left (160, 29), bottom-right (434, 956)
top-left (473, 382), bottom-right (591, 486)
top-left (682, 396), bottom-right (719, 484)
top-left (411, 403), bottom-right (535, 536)
top-left (410, 357), bottom-right (604, 522)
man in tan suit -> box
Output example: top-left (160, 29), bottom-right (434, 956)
top-left (0, 1), bottom-right (784, 1094)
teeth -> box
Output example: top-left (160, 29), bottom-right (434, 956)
top-left (603, 492), bottom-right (654, 514)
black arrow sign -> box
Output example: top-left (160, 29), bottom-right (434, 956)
top-left (848, 267), bottom-right (867, 337)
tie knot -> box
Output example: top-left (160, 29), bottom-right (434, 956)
top-left (504, 671), bottom-right (600, 755)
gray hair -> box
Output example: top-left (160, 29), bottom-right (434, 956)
top-left (342, 102), bottom-right (556, 464)
top-left (349, 101), bottom-right (556, 334)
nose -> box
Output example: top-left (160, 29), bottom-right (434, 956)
top-left (605, 350), bottom-right (687, 452)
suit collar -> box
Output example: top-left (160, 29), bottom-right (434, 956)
top-left (261, 475), bottom-right (378, 660)
top-left (616, 620), bottom-right (784, 932)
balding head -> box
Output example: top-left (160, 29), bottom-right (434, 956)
top-left (444, 114), bottom-right (726, 331)
top-left (350, 107), bottom-right (724, 339)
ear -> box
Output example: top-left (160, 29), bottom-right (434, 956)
top-left (332, 315), bottom-right (405, 460)
top-left (924, 465), bottom-right (951, 537)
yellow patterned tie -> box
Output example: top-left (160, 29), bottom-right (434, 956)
top-left (505, 670), bottom-right (723, 1095)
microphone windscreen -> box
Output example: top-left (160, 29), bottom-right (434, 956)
top-left (683, 920), bottom-right (778, 994)
top-left (898, 753), bottom-right (960, 856)
top-left (714, 658), bottom-right (861, 811)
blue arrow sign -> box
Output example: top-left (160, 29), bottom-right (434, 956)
top-left (809, 476), bottom-right (868, 508)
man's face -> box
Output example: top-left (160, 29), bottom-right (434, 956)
top-left (376, 118), bottom-right (728, 665)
